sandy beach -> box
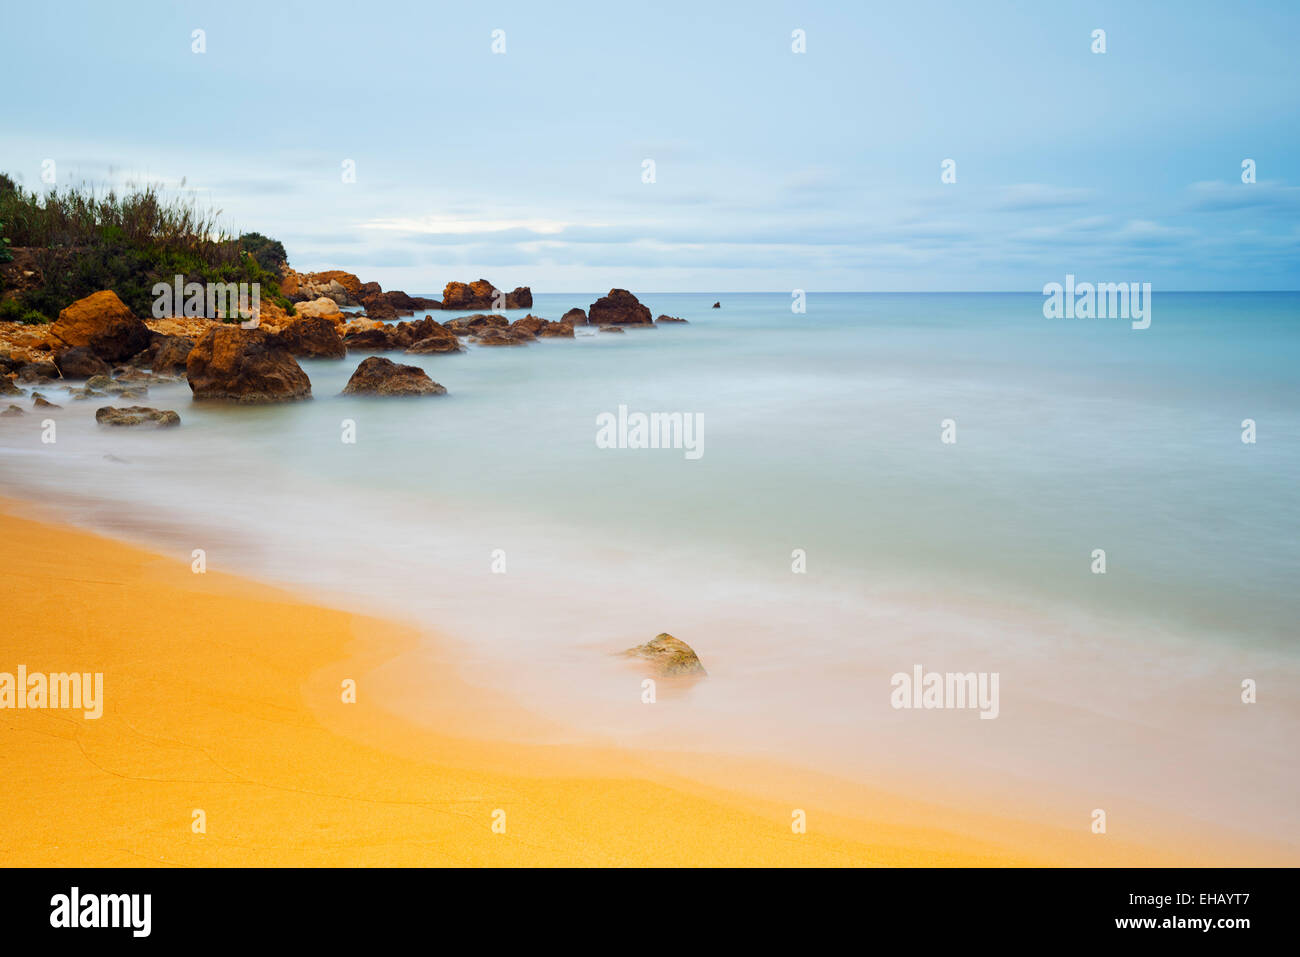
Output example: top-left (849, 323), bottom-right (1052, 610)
top-left (3, 497), bottom-right (1289, 867)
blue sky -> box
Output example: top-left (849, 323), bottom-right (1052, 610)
top-left (2, 0), bottom-right (1297, 291)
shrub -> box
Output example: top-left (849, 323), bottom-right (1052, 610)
top-left (0, 174), bottom-right (291, 318)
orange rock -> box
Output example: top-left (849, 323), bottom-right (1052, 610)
top-left (50, 291), bottom-right (151, 361)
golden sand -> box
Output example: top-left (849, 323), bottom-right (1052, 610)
top-left (0, 501), bottom-right (1282, 866)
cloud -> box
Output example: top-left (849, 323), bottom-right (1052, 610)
top-left (1186, 180), bottom-right (1300, 213)
top-left (991, 183), bottom-right (1095, 212)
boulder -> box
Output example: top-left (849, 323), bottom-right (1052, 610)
top-left (712, 301), bottom-right (721, 308)
top-left (16, 361), bottom-right (58, 383)
top-left (95, 405), bottom-right (181, 428)
top-left (510, 315), bottom-right (546, 336)
top-left (1, 404), bottom-right (24, 417)
top-left (561, 308), bottom-right (588, 326)
top-left (341, 356), bottom-right (447, 396)
top-left (50, 291), bottom-right (151, 362)
top-left (656, 314), bottom-right (688, 324)
top-left (274, 315), bottom-right (347, 359)
top-left (588, 289), bottom-right (653, 326)
top-left (0, 378), bottom-right (21, 396)
top-left (293, 297), bottom-right (343, 320)
top-left (465, 313), bottom-right (509, 331)
top-left (622, 633), bottom-right (706, 677)
top-left (31, 392), bottom-right (61, 409)
top-left (54, 346), bottom-right (111, 379)
top-left (186, 327), bottom-right (312, 403)
top-left (441, 279), bottom-right (497, 310)
top-left (144, 334), bottom-right (195, 374)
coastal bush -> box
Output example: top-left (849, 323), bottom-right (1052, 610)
top-left (0, 173), bottom-right (292, 318)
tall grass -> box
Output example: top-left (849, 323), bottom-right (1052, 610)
top-left (0, 178), bottom-right (239, 266)
top-left (0, 173), bottom-right (291, 319)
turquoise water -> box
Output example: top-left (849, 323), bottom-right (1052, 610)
top-left (4, 291), bottom-right (1298, 843)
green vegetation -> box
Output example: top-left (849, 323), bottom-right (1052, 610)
top-left (0, 173), bottom-right (293, 321)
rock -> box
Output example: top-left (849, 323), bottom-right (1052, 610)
top-left (50, 291), bottom-right (151, 362)
top-left (284, 270), bottom-right (364, 306)
top-left (440, 280), bottom-right (531, 311)
top-left (588, 289), bottom-right (653, 326)
top-left (95, 405), bottom-right (181, 428)
top-left (504, 287), bottom-right (532, 309)
top-left (293, 297), bottom-right (342, 320)
top-left (537, 321), bottom-right (575, 338)
top-left (341, 356), bottom-right (447, 396)
top-left (15, 362), bottom-right (57, 384)
top-left (510, 315), bottom-right (546, 336)
top-left (465, 313), bottom-right (509, 331)
top-left (186, 327), bottom-right (312, 403)
top-left (598, 325), bottom-right (625, 334)
top-left (143, 334), bottom-right (195, 374)
top-left (0, 377), bottom-right (21, 396)
top-left (31, 392), bottom-right (60, 409)
top-left (359, 290), bottom-right (440, 319)
top-left (561, 308), bottom-right (588, 326)
top-left (341, 316), bottom-right (385, 337)
top-left (274, 315), bottom-right (347, 359)
top-left (712, 301), bottom-right (721, 308)
top-left (472, 328), bottom-right (528, 347)
top-left (441, 279), bottom-right (496, 310)
top-left (406, 335), bottom-right (462, 355)
top-left (54, 346), bottom-right (112, 379)
top-left (1, 404), bottom-right (24, 417)
top-left (85, 375), bottom-right (113, 391)
top-left (656, 314), bottom-right (688, 324)
top-left (622, 633), bottom-right (706, 677)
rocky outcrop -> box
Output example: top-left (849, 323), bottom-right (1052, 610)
top-left (359, 289), bottom-right (441, 320)
top-left (50, 291), bottom-right (151, 362)
top-left (441, 279), bottom-right (531, 311)
top-left (656, 314), bottom-right (688, 324)
top-left (341, 356), bottom-right (447, 396)
top-left (95, 405), bottom-right (181, 427)
top-left (622, 633), bottom-right (706, 677)
top-left (282, 269), bottom-right (364, 306)
top-left (274, 315), bottom-right (347, 359)
top-left (345, 316), bottom-right (459, 353)
top-left (561, 308), bottom-right (588, 326)
top-left (588, 289), bottom-right (653, 326)
top-left (186, 327), bottom-right (312, 403)
top-left (54, 346), bottom-right (111, 379)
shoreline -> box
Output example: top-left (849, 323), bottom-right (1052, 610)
top-left (2, 496), bottom-right (1293, 866)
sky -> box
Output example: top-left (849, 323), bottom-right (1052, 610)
top-left (1, 0), bottom-right (1297, 292)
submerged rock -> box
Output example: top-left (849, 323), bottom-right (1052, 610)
top-left (656, 314), bottom-right (688, 324)
top-left (55, 345), bottom-right (112, 379)
top-left (622, 633), bottom-right (706, 677)
top-left (598, 325), bottom-right (625, 334)
top-left (341, 356), bottom-right (447, 396)
top-left (1, 404), bottom-right (24, 417)
top-left (95, 405), bottom-right (181, 428)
